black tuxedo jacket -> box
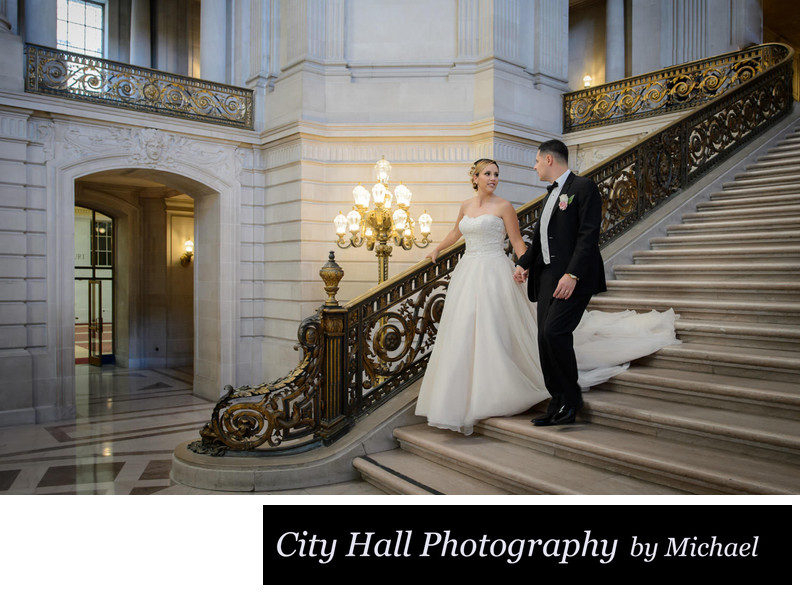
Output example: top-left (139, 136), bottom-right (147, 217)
top-left (517, 172), bottom-right (607, 302)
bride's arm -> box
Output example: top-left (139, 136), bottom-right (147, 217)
top-left (500, 201), bottom-right (527, 259)
top-left (425, 203), bottom-right (466, 263)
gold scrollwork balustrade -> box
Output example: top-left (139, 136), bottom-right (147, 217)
top-left (564, 43), bottom-right (788, 133)
top-left (191, 43), bottom-right (793, 455)
top-left (24, 44), bottom-right (253, 130)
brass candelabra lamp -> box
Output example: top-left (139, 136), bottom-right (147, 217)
top-left (334, 157), bottom-right (433, 284)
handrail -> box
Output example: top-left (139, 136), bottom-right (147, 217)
top-left (24, 44), bottom-right (254, 129)
top-left (564, 43), bottom-right (787, 133)
top-left (190, 43), bottom-right (794, 455)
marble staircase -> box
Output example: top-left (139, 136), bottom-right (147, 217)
top-left (353, 126), bottom-right (800, 495)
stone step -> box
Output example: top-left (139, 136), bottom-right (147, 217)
top-left (750, 154), bottom-right (800, 170)
top-left (353, 449), bottom-right (513, 495)
top-left (757, 150), bottom-right (800, 163)
top-left (666, 218), bottom-right (800, 236)
top-left (387, 424), bottom-right (686, 495)
top-left (722, 174), bottom-right (800, 190)
top-left (700, 195), bottom-right (800, 211)
top-left (734, 163), bottom-right (800, 179)
top-left (589, 295), bottom-right (800, 325)
top-left (603, 366), bottom-right (800, 419)
top-left (639, 342), bottom-right (800, 383)
top-left (582, 389), bottom-right (800, 463)
top-left (650, 229), bottom-right (800, 249)
top-left (603, 279), bottom-right (800, 302)
top-left (681, 204), bottom-right (800, 222)
top-left (675, 318), bottom-right (800, 352)
top-left (612, 262), bottom-right (800, 281)
top-left (766, 142), bottom-right (800, 156)
top-left (700, 184), bottom-right (800, 200)
top-left (630, 244), bottom-right (800, 264)
top-left (476, 416), bottom-right (800, 494)
top-left (766, 141), bottom-right (800, 154)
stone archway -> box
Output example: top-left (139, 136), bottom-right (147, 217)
top-left (47, 147), bottom-right (241, 419)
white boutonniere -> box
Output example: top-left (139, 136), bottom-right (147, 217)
top-left (558, 194), bottom-right (575, 211)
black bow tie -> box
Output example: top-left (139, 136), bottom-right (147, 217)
top-left (546, 181), bottom-right (559, 193)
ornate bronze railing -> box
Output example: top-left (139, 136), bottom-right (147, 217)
top-left (191, 43), bottom-right (793, 455)
top-left (24, 44), bottom-right (254, 129)
top-left (564, 43), bottom-right (788, 133)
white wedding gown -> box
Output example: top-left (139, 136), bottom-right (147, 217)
top-left (415, 214), bottom-right (680, 435)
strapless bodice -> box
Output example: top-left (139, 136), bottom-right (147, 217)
top-left (458, 214), bottom-right (507, 258)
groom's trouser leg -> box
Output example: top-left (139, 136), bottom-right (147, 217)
top-left (537, 288), bottom-right (591, 410)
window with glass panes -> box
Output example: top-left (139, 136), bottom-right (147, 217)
top-left (57, 0), bottom-right (104, 58)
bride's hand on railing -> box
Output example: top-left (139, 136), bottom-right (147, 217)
top-left (425, 249), bottom-right (439, 264)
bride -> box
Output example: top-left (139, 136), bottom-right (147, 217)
top-left (414, 158), bottom-right (678, 435)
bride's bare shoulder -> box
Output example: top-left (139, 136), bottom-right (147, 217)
top-left (495, 197), bottom-right (515, 214)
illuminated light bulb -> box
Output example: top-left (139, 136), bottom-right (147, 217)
top-left (418, 210), bottom-right (432, 235)
top-left (395, 183), bottom-right (412, 208)
top-left (393, 209), bottom-right (408, 231)
top-left (334, 211), bottom-right (347, 236)
top-left (374, 156), bottom-right (392, 183)
top-left (346, 209), bottom-right (362, 232)
top-left (353, 184), bottom-right (370, 209)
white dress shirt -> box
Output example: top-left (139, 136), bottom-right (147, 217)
top-left (539, 169), bottom-right (572, 265)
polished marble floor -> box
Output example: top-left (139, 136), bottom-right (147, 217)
top-left (0, 365), bottom-right (382, 495)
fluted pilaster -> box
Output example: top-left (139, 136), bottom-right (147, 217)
top-left (671, 0), bottom-right (708, 64)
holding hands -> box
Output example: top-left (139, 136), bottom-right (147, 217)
top-left (513, 266), bottom-right (528, 284)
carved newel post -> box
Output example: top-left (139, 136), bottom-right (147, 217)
top-left (318, 252), bottom-right (350, 443)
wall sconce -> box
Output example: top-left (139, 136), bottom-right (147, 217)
top-left (180, 239), bottom-right (194, 267)
top-left (583, 75), bottom-right (592, 88)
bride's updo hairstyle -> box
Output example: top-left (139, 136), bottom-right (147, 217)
top-left (470, 158), bottom-right (499, 191)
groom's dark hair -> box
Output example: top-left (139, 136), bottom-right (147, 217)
top-left (538, 139), bottom-right (569, 165)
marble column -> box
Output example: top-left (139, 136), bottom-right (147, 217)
top-left (200, 0), bottom-right (227, 83)
top-left (24, 0), bottom-right (56, 47)
top-left (606, 0), bottom-right (625, 82)
top-left (129, 0), bottom-right (151, 67)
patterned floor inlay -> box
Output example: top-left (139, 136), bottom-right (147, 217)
top-left (37, 462), bottom-right (126, 488)
top-left (129, 485), bottom-right (170, 495)
top-left (0, 364), bottom-right (384, 495)
top-left (0, 469), bottom-right (20, 491)
top-left (139, 460), bottom-right (172, 481)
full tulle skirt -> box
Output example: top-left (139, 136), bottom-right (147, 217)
top-left (415, 252), bottom-right (679, 436)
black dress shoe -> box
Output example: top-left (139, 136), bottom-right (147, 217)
top-left (550, 405), bottom-right (579, 425)
top-left (531, 413), bottom-right (554, 427)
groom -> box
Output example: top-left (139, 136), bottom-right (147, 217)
top-left (514, 139), bottom-right (606, 426)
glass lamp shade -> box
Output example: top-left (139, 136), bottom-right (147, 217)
top-left (374, 157), bottom-right (392, 183)
top-left (183, 239), bottom-right (194, 254)
top-left (395, 183), bottom-right (412, 208)
top-left (346, 209), bottom-right (362, 232)
top-left (392, 209), bottom-right (408, 231)
top-left (418, 210), bottom-right (432, 234)
top-left (383, 189), bottom-right (393, 210)
top-left (334, 211), bottom-right (348, 235)
top-left (371, 183), bottom-right (387, 206)
top-left (353, 184), bottom-right (371, 209)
